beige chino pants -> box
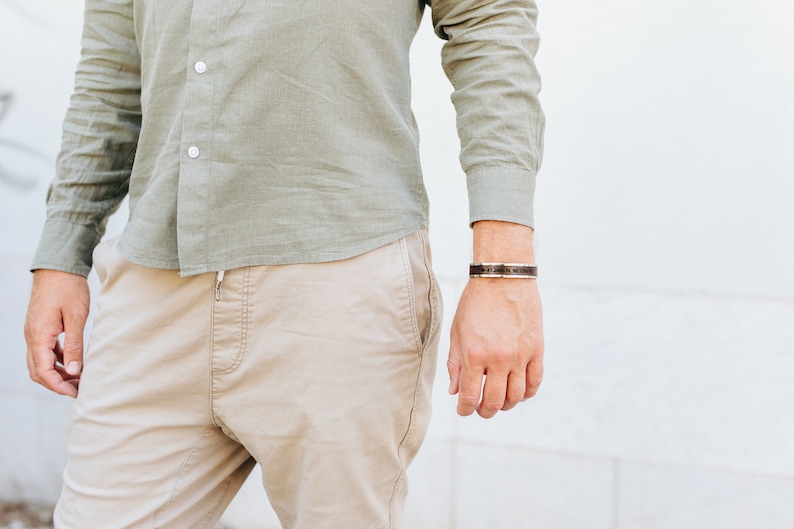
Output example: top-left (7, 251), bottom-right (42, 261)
top-left (55, 230), bottom-right (442, 529)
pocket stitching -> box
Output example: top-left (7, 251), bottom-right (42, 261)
top-left (417, 229), bottom-right (439, 352)
top-left (398, 236), bottom-right (423, 355)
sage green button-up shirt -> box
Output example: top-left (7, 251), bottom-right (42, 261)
top-left (32, 0), bottom-right (544, 277)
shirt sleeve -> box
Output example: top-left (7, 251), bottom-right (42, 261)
top-left (427, 0), bottom-right (545, 228)
top-left (31, 0), bottom-right (141, 277)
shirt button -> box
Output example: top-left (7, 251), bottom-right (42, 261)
top-left (187, 146), bottom-right (200, 158)
top-left (194, 61), bottom-right (207, 74)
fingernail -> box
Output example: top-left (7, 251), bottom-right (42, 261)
top-left (66, 361), bottom-right (81, 375)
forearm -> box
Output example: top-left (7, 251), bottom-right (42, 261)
top-left (430, 0), bottom-right (545, 228)
top-left (33, 0), bottom-right (142, 276)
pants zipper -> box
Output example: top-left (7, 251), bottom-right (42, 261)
top-left (215, 270), bottom-right (225, 301)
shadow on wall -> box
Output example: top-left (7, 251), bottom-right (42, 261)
top-left (0, 92), bottom-right (48, 191)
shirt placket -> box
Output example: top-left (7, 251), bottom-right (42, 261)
top-left (177, 0), bottom-right (220, 273)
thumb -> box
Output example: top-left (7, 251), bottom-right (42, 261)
top-left (447, 343), bottom-right (462, 395)
top-left (62, 306), bottom-right (87, 375)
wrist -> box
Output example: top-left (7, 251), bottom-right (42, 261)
top-left (470, 263), bottom-right (537, 279)
top-left (32, 269), bottom-right (89, 289)
top-left (472, 220), bottom-right (535, 263)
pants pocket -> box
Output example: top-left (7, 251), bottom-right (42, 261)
top-left (400, 229), bottom-right (443, 354)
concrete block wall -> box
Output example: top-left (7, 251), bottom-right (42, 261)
top-left (2, 1), bottom-right (793, 527)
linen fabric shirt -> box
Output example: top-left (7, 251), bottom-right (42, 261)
top-left (32, 0), bottom-right (545, 277)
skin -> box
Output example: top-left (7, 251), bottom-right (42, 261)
top-left (24, 220), bottom-right (544, 417)
top-left (448, 220), bottom-right (544, 418)
top-left (24, 269), bottom-right (89, 398)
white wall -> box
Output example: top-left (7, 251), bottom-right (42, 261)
top-left (2, 1), bottom-right (793, 528)
top-left (1, 0), bottom-right (85, 504)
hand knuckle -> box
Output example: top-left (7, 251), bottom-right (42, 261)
top-left (72, 306), bottom-right (89, 320)
top-left (25, 321), bottom-right (45, 338)
top-left (505, 394), bottom-right (522, 406)
top-left (491, 351), bottom-right (512, 365)
top-left (463, 353), bottom-right (483, 366)
top-left (62, 340), bottom-right (83, 353)
top-left (463, 346), bottom-right (487, 362)
top-left (459, 395), bottom-right (479, 406)
top-left (483, 399), bottom-right (503, 409)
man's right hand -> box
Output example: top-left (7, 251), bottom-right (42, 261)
top-left (24, 270), bottom-right (90, 398)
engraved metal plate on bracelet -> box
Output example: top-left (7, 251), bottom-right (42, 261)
top-left (469, 263), bottom-right (538, 278)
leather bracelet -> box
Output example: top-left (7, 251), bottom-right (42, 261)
top-left (469, 263), bottom-right (538, 279)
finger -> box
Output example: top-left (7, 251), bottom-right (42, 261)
top-left (54, 341), bottom-right (65, 366)
top-left (38, 367), bottom-right (78, 398)
top-left (53, 364), bottom-right (81, 383)
top-left (447, 344), bottom-right (462, 396)
top-left (502, 369), bottom-right (527, 411)
top-left (457, 360), bottom-right (484, 416)
top-left (457, 360), bottom-right (486, 416)
top-left (478, 368), bottom-right (508, 419)
top-left (28, 342), bottom-right (79, 398)
top-left (523, 359), bottom-right (544, 401)
top-left (62, 306), bottom-right (88, 376)
top-left (26, 319), bottom-right (60, 381)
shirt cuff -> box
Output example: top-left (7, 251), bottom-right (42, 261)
top-left (467, 166), bottom-right (536, 229)
top-left (30, 220), bottom-right (103, 277)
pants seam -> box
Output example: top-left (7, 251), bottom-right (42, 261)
top-left (215, 266), bottom-right (251, 374)
top-left (399, 236), bottom-right (422, 355)
top-left (418, 229), bottom-right (439, 349)
top-left (198, 471), bottom-right (236, 529)
top-left (209, 278), bottom-right (219, 427)
top-left (151, 425), bottom-right (214, 528)
top-left (388, 231), bottom-right (433, 527)
top-left (387, 346), bottom-right (426, 528)
top-left (387, 230), bottom-right (438, 529)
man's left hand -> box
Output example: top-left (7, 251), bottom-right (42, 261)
top-left (447, 220), bottom-right (544, 418)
